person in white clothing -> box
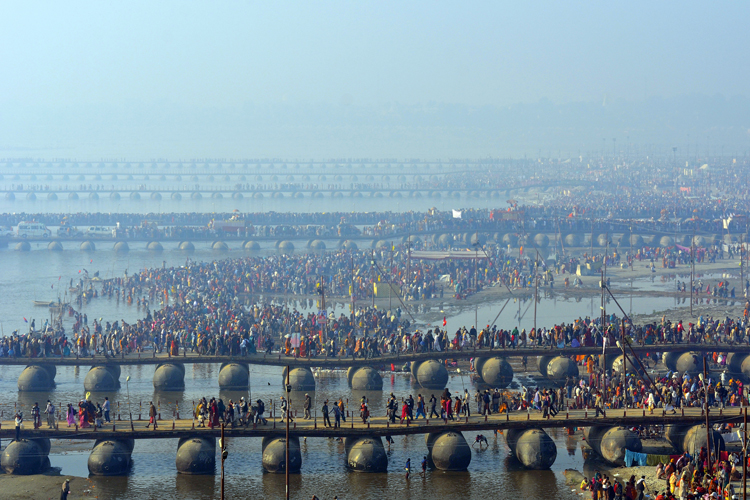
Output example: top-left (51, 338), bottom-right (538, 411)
top-left (45, 400), bottom-right (56, 428)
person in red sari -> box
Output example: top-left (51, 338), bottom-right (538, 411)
top-left (78, 401), bottom-right (89, 428)
top-left (400, 400), bottom-right (410, 424)
top-left (208, 399), bottom-right (219, 429)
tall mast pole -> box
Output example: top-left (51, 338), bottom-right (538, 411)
top-left (601, 268), bottom-right (606, 335)
top-left (350, 253), bottom-right (355, 322)
top-left (743, 406), bottom-right (747, 500)
top-left (285, 365), bottom-right (290, 500)
top-left (691, 225), bottom-right (695, 317)
top-left (406, 233), bottom-right (411, 293)
top-left (389, 246), bottom-right (393, 311)
top-left (475, 240), bottom-right (479, 329)
top-left (601, 268), bottom-right (606, 394)
top-left (320, 275), bottom-right (326, 345)
top-left (534, 252), bottom-right (539, 336)
top-left (704, 355), bottom-right (711, 473)
top-left (604, 232), bottom-right (609, 286)
top-left (629, 221), bottom-right (633, 271)
top-left (371, 250), bottom-right (376, 308)
top-left (220, 423), bottom-right (225, 500)
top-left (620, 318), bottom-right (626, 391)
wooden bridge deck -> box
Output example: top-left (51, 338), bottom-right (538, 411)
top-left (1, 407), bottom-right (740, 440)
top-left (0, 343), bottom-right (746, 368)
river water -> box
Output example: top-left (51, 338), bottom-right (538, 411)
top-left (4, 363), bottom-right (593, 500)
top-left (0, 245), bottom-right (682, 500)
top-left (0, 168), bottom-right (651, 499)
top-left (0, 190), bottom-right (505, 217)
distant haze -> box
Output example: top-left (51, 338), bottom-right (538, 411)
top-left (1, 2), bottom-right (748, 159)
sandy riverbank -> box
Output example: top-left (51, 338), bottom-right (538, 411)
top-left (412, 257), bottom-right (748, 328)
top-left (0, 472), bottom-right (94, 499)
top-left (0, 439), bottom-right (96, 499)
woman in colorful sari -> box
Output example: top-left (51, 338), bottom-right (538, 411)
top-left (66, 403), bottom-right (76, 427)
top-left (78, 401), bottom-right (89, 428)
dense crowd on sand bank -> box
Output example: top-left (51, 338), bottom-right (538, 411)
top-left (2, 226), bottom-right (750, 363)
top-left (5, 246), bottom-right (750, 373)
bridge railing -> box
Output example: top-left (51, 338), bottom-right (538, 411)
top-left (3, 337), bottom-right (747, 364)
top-left (2, 403), bottom-right (741, 437)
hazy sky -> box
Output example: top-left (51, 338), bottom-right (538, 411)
top-left (1, 2), bottom-right (748, 158)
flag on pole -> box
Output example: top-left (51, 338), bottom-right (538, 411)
top-left (23, 317), bottom-right (27, 323)
top-left (452, 210), bottom-right (462, 219)
top-left (442, 317), bottom-right (447, 327)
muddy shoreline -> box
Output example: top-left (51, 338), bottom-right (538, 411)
top-left (0, 472), bottom-right (93, 499)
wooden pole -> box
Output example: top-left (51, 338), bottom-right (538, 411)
top-left (534, 252), bottom-right (539, 336)
top-left (600, 270), bottom-right (608, 401)
top-left (704, 355), bottom-right (711, 473)
top-left (604, 232), bottom-right (609, 285)
top-left (286, 364), bottom-right (290, 500)
top-left (389, 247), bottom-right (393, 311)
top-left (621, 318), bottom-right (626, 394)
top-left (220, 422), bottom-right (225, 500)
top-left (743, 406), bottom-right (747, 500)
top-left (350, 253), bottom-right (355, 323)
top-left (601, 269), bottom-right (606, 337)
top-left (406, 234), bottom-right (411, 291)
top-left (474, 239), bottom-right (478, 292)
top-left (372, 250), bottom-right (376, 308)
top-left (630, 222), bottom-right (633, 271)
top-left (320, 274), bottom-right (327, 345)
top-left (474, 241), bottom-right (479, 330)
top-left (691, 225), bottom-right (695, 317)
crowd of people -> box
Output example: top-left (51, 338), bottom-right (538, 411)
top-left (4, 246), bottom-right (750, 367)
top-left (579, 450), bottom-right (747, 499)
top-left (5, 155), bottom-right (750, 495)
